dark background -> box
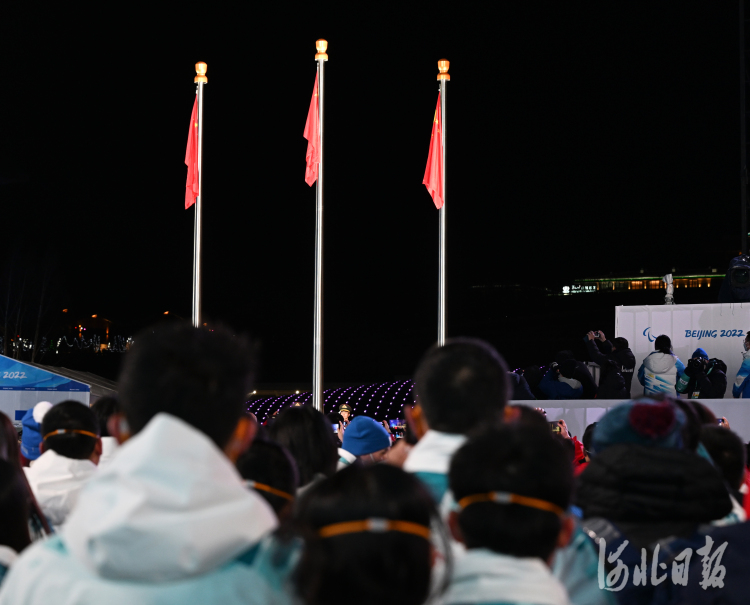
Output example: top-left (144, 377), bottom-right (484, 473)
top-left (0, 3), bottom-right (742, 382)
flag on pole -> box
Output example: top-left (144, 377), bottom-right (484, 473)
top-left (304, 73), bottom-right (320, 186)
top-left (185, 97), bottom-right (199, 209)
top-left (423, 94), bottom-right (443, 209)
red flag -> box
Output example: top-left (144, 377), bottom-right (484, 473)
top-left (423, 94), bottom-right (443, 209)
top-left (304, 73), bottom-right (320, 186)
top-left (185, 98), bottom-right (199, 209)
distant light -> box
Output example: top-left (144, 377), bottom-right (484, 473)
top-left (252, 390), bottom-right (257, 394)
top-left (295, 390), bottom-right (300, 394)
top-left (92, 314), bottom-right (97, 318)
top-left (164, 311), bottom-right (169, 315)
top-left (62, 309), bottom-right (68, 313)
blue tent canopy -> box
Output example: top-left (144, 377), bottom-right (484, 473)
top-left (0, 355), bottom-right (89, 392)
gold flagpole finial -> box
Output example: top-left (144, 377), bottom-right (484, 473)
top-left (195, 62), bottom-right (208, 84)
top-left (437, 59), bottom-right (450, 81)
top-left (315, 39), bottom-right (328, 61)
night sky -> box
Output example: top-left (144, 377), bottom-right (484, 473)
top-left (1, 3), bottom-right (742, 383)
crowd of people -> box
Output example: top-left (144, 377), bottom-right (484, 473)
top-left (512, 329), bottom-right (734, 402)
top-left (0, 322), bottom-right (748, 604)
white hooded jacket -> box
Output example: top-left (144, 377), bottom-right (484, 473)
top-left (0, 413), bottom-right (278, 604)
top-left (24, 449), bottom-right (97, 529)
top-left (440, 548), bottom-right (571, 605)
top-left (638, 351), bottom-right (685, 395)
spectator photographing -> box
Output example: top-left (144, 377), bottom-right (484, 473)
top-left (676, 348), bottom-right (728, 399)
top-left (404, 338), bottom-right (510, 503)
top-left (585, 331), bottom-right (636, 394)
top-left (337, 415), bottom-right (391, 469)
top-left (25, 400), bottom-right (101, 529)
top-left (0, 322), bottom-right (277, 605)
top-left (637, 334), bottom-right (685, 395)
top-left (444, 425), bottom-right (573, 605)
top-left (293, 464), bottom-right (444, 605)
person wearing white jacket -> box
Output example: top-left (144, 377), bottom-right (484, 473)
top-left (0, 323), bottom-right (278, 605)
top-left (403, 339), bottom-right (510, 504)
top-left (637, 334), bottom-right (685, 396)
top-left (24, 400), bottom-right (101, 529)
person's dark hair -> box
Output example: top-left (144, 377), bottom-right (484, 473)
top-left (269, 406), bottom-right (337, 487)
top-left (0, 411), bottom-right (20, 468)
top-left (654, 335), bottom-right (672, 355)
top-left (582, 422), bottom-right (597, 457)
top-left (41, 401), bottom-right (99, 460)
top-left (236, 438), bottom-right (299, 518)
top-left (0, 459), bottom-right (31, 553)
top-left (701, 426), bottom-right (747, 491)
top-left (692, 402), bottom-right (718, 426)
top-left (505, 404), bottom-right (549, 431)
top-left (449, 425), bottom-right (572, 560)
top-left (90, 396), bottom-right (120, 437)
top-left (293, 464), bottom-right (443, 605)
top-left (118, 322), bottom-right (255, 448)
top-left (413, 338), bottom-right (510, 434)
top-left (612, 337), bottom-right (629, 351)
top-left (670, 397), bottom-right (701, 452)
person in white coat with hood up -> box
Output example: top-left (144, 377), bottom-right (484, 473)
top-left (0, 322), bottom-right (278, 605)
top-left (637, 334), bottom-right (685, 396)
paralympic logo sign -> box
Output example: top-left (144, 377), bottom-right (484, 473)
top-left (643, 327), bottom-right (746, 342)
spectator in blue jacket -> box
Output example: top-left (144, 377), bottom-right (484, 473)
top-left (733, 332), bottom-right (750, 398)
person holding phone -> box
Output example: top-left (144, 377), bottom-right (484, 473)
top-left (336, 416), bottom-right (391, 470)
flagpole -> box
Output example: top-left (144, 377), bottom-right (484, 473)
top-left (193, 62), bottom-right (207, 328)
top-left (313, 40), bottom-right (328, 412)
top-left (437, 60), bottom-right (449, 346)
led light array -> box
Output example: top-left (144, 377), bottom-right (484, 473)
top-left (247, 380), bottom-right (415, 422)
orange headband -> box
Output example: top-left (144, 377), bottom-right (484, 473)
top-left (318, 518), bottom-right (431, 540)
top-left (244, 480), bottom-right (294, 502)
top-left (456, 491), bottom-right (564, 517)
top-left (43, 429), bottom-right (98, 441)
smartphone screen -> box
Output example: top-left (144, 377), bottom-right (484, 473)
top-left (388, 419), bottom-right (405, 432)
top-left (332, 423), bottom-right (339, 432)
